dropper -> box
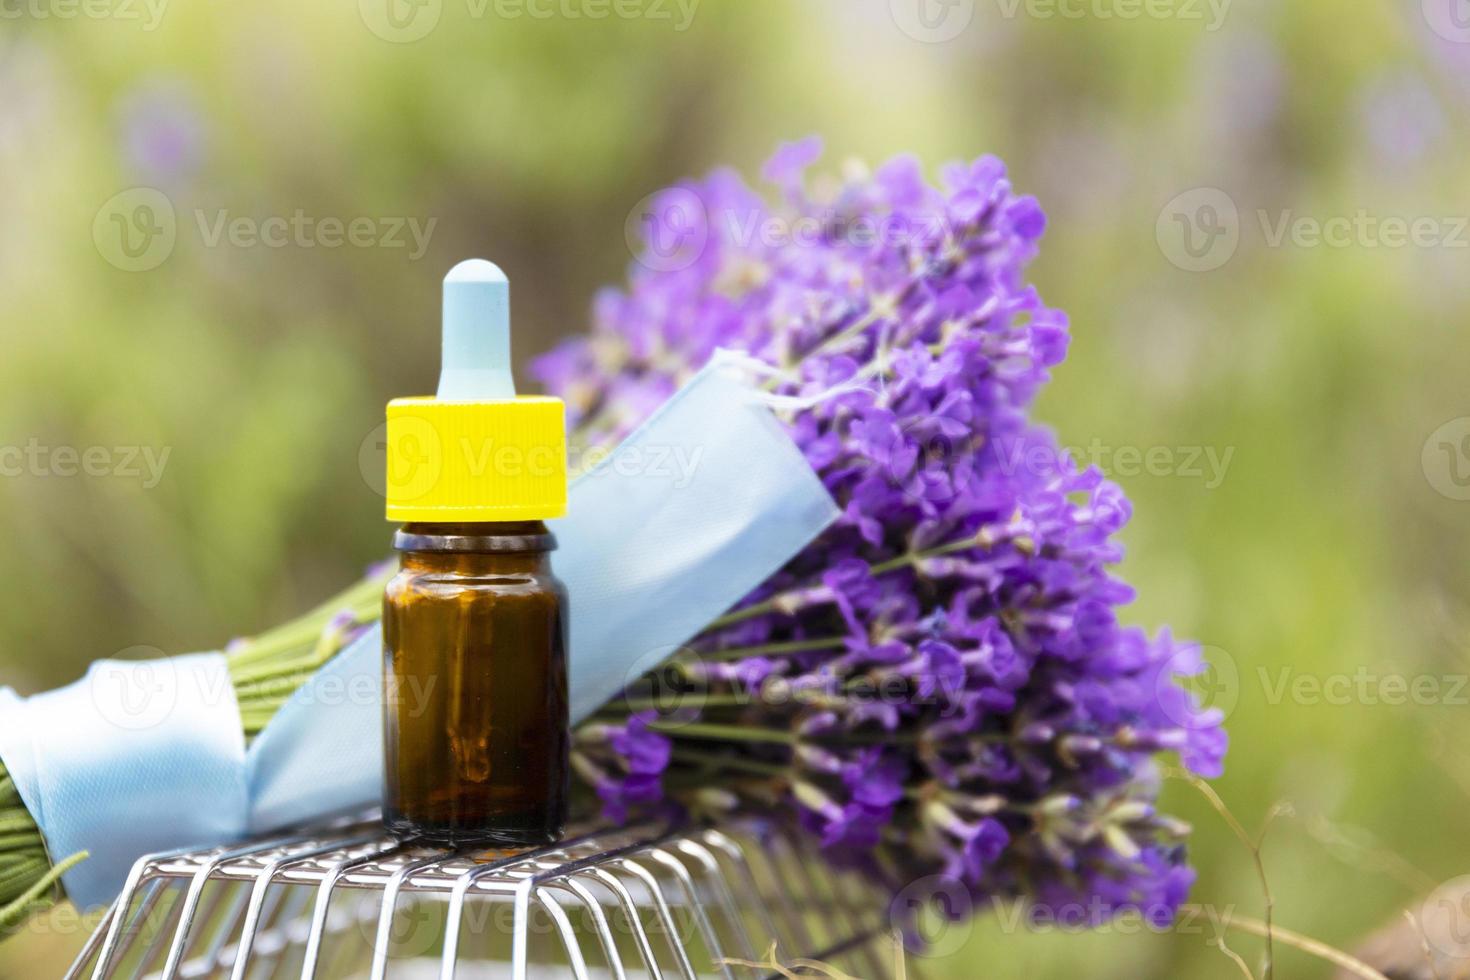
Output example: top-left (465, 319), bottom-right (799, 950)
top-left (437, 258), bottom-right (516, 401)
top-left (385, 258), bottom-right (566, 523)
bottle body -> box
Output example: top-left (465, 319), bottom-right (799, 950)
top-left (382, 521), bottom-right (569, 845)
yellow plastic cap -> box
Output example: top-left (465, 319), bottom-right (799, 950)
top-left (385, 396), bottom-right (567, 522)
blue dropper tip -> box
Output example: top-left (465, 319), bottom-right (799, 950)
top-left (438, 258), bottom-right (516, 400)
top-left (445, 258), bottom-right (508, 284)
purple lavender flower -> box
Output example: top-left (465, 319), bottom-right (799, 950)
top-left (543, 140), bottom-right (1225, 929)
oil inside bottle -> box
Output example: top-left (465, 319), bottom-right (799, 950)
top-left (383, 521), bottom-right (568, 845)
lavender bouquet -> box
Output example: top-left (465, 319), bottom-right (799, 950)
top-left (0, 140), bottom-right (1224, 935)
top-left (541, 138), bottom-right (1225, 926)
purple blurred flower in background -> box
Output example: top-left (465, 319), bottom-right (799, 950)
top-left (1359, 71), bottom-right (1446, 172)
top-left (1420, 0), bottom-right (1470, 101)
top-left (118, 79), bottom-right (206, 185)
top-left (539, 139), bottom-right (1225, 929)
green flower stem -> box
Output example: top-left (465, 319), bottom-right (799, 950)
top-left (641, 718), bottom-right (962, 750)
top-left (684, 637), bottom-right (846, 663)
top-left (668, 748), bottom-right (790, 779)
top-left (231, 653), bottom-right (348, 689)
top-left (0, 850), bottom-right (87, 931)
top-left (869, 534), bottom-right (983, 575)
top-left (708, 533), bottom-right (984, 631)
top-left (643, 721), bottom-right (798, 745)
top-left (614, 694), bottom-right (757, 712)
top-left (227, 575), bottom-right (387, 671)
top-left (759, 304), bottom-right (888, 393)
top-left (231, 671), bottom-right (326, 701)
top-left (0, 812), bottom-right (45, 837)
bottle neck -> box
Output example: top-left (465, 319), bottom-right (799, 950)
top-left (393, 520), bottom-right (556, 556)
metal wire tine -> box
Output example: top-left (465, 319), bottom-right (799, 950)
top-left (227, 833), bottom-right (381, 980)
top-left (246, 875), bottom-right (304, 963)
top-left (511, 880), bottom-right (532, 980)
top-left (533, 886), bottom-right (594, 980)
top-left (557, 875), bottom-right (628, 980)
top-left (184, 879), bottom-right (251, 977)
top-left (503, 824), bottom-right (682, 976)
top-left (796, 855), bottom-right (885, 980)
top-left (157, 832), bottom-right (321, 980)
top-left (437, 866), bottom-right (518, 980)
top-left (243, 879), bottom-right (313, 979)
top-left (299, 838), bottom-right (418, 980)
top-left (675, 838), bottom-right (758, 966)
top-left (647, 846), bottom-right (734, 980)
top-left (65, 889), bottom-right (133, 980)
top-left (614, 858), bottom-right (699, 980)
top-left (582, 867), bottom-right (665, 980)
top-left (698, 830), bottom-right (784, 962)
top-left (829, 866), bottom-right (883, 936)
top-left (439, 826), bottom-right (642, 980)
top-left (229, 877), bottom-right (291, 974)
top-left (89, 842), bottom-right (231, 980)
top-left (524, 823), bottom-right (674, 884)
top-left (841, 876), bottom-right (894, 979)
top-left (765, 832), bottom-right (833, 954)
top-left (132, 883), bottom-right (187, 978)
top-left (368, 848), bottom-right (472, 980)
top-left (793, 839), bottom-right (881, 979)
top-left (727, 829), bottom-right (812, 958)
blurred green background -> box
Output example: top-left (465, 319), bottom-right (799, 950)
top-left (2, 0), bottom-right (1469, 975)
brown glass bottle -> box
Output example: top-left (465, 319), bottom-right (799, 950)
top-left (382, 521), bottom-right (569, 845)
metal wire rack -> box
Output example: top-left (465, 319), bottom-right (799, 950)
top-left (65, 815), bottom-right (918, 980)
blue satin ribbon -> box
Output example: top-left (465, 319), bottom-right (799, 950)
top-left (0, 356), bottom-right (838, 909)
top-left (0, 654), bottom-right (247, 909)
